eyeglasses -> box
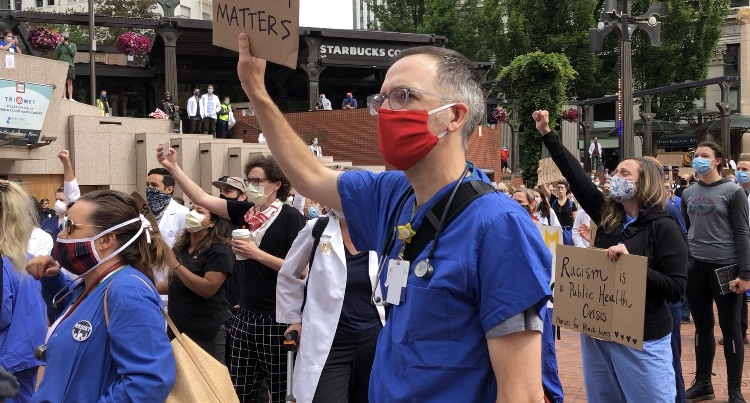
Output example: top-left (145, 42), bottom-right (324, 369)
top-left (367, 87), bottom-right (453, 116)
top-left (497, 189), bottom-right (509, 194)
top-left (244, 177), bottom-right (268, 187)
top-left (64, 219), bottom-right (104, 235)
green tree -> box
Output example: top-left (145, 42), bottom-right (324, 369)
top-left (370, 0), bottom-right (502, 64)
top-left (630, 0), bottom-right (730, 119)
top-left (498, 51), bottom-right (577, 184)
top-left (501, 0), bottom-right (604, 99)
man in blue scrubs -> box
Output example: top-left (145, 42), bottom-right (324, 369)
top-left (217, 34), bottom-right (552, 402)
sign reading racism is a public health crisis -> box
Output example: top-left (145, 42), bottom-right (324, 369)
top-left (0, 79), bottom-right (53, 145)
top-left (212, 0), bottom-right (300, 69)
top-left (552, 245), bottom-right (648, 350)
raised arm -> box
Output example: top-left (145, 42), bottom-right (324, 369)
top-left (536, 173), bottom-right (551, 200)
top-left (58, 150), bottom-right (81, 202)
top-left (236, 34), bottom-right (342, 211)
top-left (533, 110), bottom-right (604, 225)
top-left (155, 146), bottom-right (229, 219)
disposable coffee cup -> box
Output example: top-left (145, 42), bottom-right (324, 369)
top-left (232, 229), bottom-right (251, 261)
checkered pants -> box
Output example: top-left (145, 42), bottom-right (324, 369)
top-left (229, 309), bottom-right (288, 403)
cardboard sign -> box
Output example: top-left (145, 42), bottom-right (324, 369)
top-left (538, 158), bottom-right (563, 185)
top-left (552, 245), bottom-right (647, 350)
top-left (212, 0), bottom-right (300, 69)
top-left (537, 224), bottom-right (563, 308)
top-left (656, 154), bottom-right (684, 169)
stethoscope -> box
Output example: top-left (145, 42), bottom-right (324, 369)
top-left (372, 164), bottom-right (470, 304)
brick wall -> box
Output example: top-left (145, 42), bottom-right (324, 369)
top-left (235, 109), bottom-right (502, 177)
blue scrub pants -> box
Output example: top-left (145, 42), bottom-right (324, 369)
top-left (541, 307), bottom-right (564, 403)
top-left (669, 302), bottom-right (685, 403)
top-left (581, 333), bottom-right (675, 403)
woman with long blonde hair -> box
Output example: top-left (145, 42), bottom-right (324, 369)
top-left (534, 110), bottom-right (688, 402)
top-left (0, 180), bottom-right (35, 272)
top-left (0, 180), bottom-right (47, 403)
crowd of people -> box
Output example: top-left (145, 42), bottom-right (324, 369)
top-left (1, 31), bottom-right (749, 403)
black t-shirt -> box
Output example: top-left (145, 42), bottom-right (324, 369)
top-left (225, 222), bottom-right (245, 310)
top-left (550, 195), bottom-right (577, 227)
top-left (226, 200), bottom-right (306, 314)
top-left (333, 249), bottom-right (382, 344)
top-left (168, 243), bottom-right (234, 340)
top-left (674, 186), bottom-right (685, 198)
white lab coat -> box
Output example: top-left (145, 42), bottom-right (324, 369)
top-left (276, 216), bottom-right (384, 403)
top-left (28, 227), bottom-right (53, 256)
top-left (155, 199), bottom-right (188, 307)
top-left (187, 96), bottom-right (200, 118)
top-left (157, 199), bottom-right (188, 248)
top-left (309, 145), bottom-right (322, 157)
top-left (572, 208), bottom-right (591, 248)
top-left (199, 94), bottom-right (221, 119)
top-left (589, 141), bottom-right (602, 156)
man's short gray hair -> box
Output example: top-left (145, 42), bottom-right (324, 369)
top-left (393, 46), bottom-right (484, 148)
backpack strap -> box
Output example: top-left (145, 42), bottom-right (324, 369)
top-left (403, 180), bottom-right (495, 263)
top-left (301, 216), bottom-right (330, 313)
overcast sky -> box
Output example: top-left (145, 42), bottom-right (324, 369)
top-left (299, 0), bottom-right (354, 30)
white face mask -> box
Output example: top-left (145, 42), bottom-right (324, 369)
top-left (184, 210), bottom-right (206, 233)
top-left (534, 197), bottom-right (542, 204)
top-left (245, 183), bottom-right (274, 205)
top-left (54, 199), bottom-right (67, 214)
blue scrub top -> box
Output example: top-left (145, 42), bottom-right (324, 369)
top-left (338, 167), bottom-right (552, 402)
top-left (33, 267), bottom-right (175, 403)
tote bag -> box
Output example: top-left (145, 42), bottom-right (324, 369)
top-left (105, 275), bottom-right (239, 403)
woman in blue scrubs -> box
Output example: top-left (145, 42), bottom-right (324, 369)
top-left (26, 190), bottom-right (176, 403)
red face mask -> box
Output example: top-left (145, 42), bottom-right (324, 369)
top-left (376, 104), bottom-right (454, 170)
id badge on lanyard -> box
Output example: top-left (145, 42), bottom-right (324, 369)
top-left (385, 259), bottom-right (409, 305)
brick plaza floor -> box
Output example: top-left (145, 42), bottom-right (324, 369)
top-left (35, 315), bottom-right (750, 402)
top-left (557, 319), bottom-right (750, 402)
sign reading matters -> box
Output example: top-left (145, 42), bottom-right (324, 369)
top-left (213, 0), bottom-right (300, 69)
top-left (0, 79), bottom-right (53, 145)
top-left (552, 245), bottom-right (648, 350)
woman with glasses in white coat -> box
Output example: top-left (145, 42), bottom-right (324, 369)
top-left (277, 207), bottom-right (385, 403)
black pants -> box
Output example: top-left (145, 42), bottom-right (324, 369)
top-left (189, 117), bottom-right (202, 134)
top-left (687, 259), bottom-right (744, 383)
top-left (193, 327), bottom-right (227, 365)
top-left (170, 114), bottom-right (181, 133)
top-left (229, 309), bottom-right (287, 403)
top-left (312, 331), bottom-right (379, 403)
top-left (743, 293), bottom-right (748, 337)
top-left (216, 119), bottom-right (229, 138)
top-left (202, 117), bottom-right (217, 135)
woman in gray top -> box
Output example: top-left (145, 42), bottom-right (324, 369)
top-left (681, 141), bottom-right (750, 403)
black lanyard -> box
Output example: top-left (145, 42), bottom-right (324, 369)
top-left (373, 165), bottom-right (470, 302)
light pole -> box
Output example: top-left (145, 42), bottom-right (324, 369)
top-left (88, 0), bottom-right (95, 106)
top-left (589, 0), bottom-right (667, 160)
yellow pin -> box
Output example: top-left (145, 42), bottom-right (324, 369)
top-left (397, 223), bottom-right (416, 244)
